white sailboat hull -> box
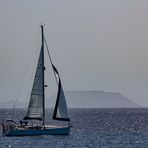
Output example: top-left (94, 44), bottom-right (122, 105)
top-left (2, 125), bottom-right (70, 136)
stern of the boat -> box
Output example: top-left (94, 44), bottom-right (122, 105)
top-left (1, 119), bottom-right (17, 136)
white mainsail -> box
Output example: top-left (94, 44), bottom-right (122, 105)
top-left (24, 46), bottom-right (44, 120)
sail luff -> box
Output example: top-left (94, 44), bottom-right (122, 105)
top-left (44, 38), bottom-right (59, 86)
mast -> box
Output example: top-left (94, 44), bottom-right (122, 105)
top-left (41, 25), bottom-right (45, 126)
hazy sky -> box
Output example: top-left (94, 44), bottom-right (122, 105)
top-left (0, 0), bottom-right (148, 107)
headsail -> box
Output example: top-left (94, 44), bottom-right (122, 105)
top-left (24, 45), bottom-right (44, 121)
top-left (52, 64), bottom-right (70, 122)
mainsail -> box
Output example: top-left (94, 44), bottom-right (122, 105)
top-left (52, 64), bottom-right (70, 121)
top-left (24, 45), bottom-right (44, 121)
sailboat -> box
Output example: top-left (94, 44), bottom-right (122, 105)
top-left (1, 25), bottom-right (70, 136)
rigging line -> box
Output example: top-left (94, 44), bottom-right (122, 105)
top-left (44, 37), bottom-right (59, 86)
top-left (12, 27), bottom-right (40, 119)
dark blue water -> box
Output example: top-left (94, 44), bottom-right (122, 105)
top-left (1, 108), bottom-right (148, 147)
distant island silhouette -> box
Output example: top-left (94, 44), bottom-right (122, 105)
top-left (0, 90), bottom-right (140, 108)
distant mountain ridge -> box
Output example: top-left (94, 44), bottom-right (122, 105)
top-left (0, 90), bottom-right (140, 108)
top-left (62, 90), bottom-right (140, 108)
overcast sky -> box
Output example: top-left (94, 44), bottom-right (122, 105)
top-left (0, 0), bottom-right (148, 107)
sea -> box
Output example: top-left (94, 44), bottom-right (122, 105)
top-left (1, 108), bottom-right (148, 148)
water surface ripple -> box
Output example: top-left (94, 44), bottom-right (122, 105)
top-left (1, 108), bottom-right (148, 147)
